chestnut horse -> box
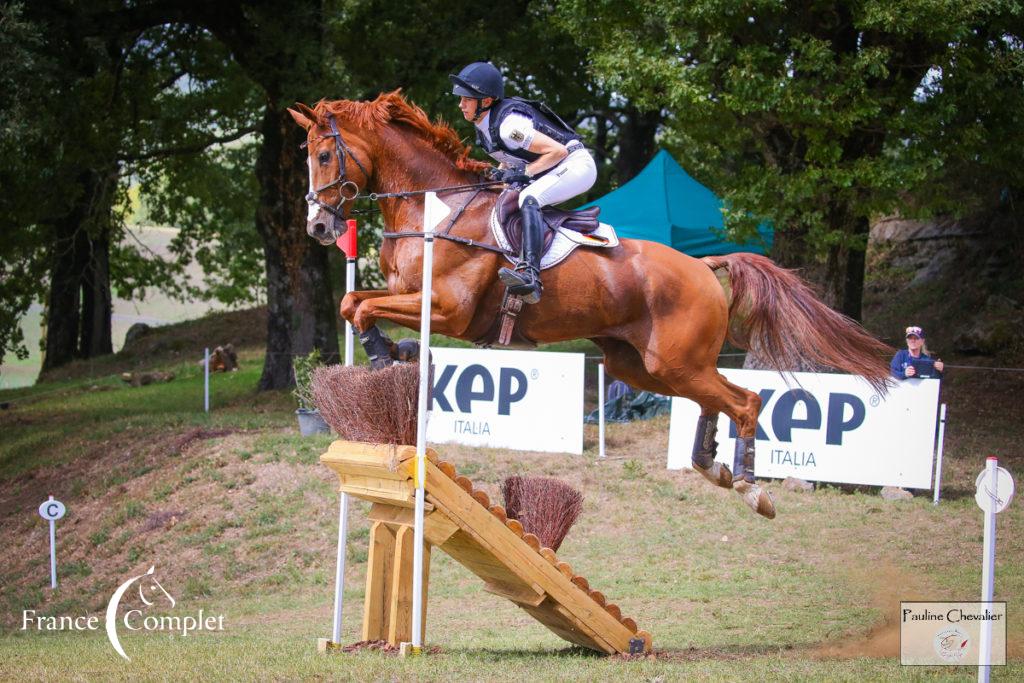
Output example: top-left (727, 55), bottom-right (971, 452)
top-left (289, 91), bottom-right (892, 519)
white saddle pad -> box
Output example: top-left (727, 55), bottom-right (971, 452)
top-left (489, 210), bottom-right (619, 270)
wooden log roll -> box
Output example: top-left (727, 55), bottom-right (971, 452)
top-left (620, 616), bottom-right (637, 633)
top-left (587, 589), bottom-right (606, 607)
top-left (571, 575), bottom-right (590, 592)
top-left (438, 461), bottom-right (457, 479)
top-left (471, 489), bottom-right (490, 508)
top-left (539, 547), bottom-right (557, 565)
top-left (489, 505), bottom-right (507, 523)
top-left (604, 603), bottom-right (621, 621)
top-left (454, 475), bottom-right (473, 494)
top-left (522, 533), bottom-right (541, 552)
top-left (505, 519), bottom-right (524, 537)
top-left (555, 561), bottom-right (573, 579)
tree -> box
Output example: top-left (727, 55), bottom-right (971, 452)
top-left (558, 0), bottom-right (1024, 319)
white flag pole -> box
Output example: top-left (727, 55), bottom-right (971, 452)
top-left (411, 193), bottom-right (448, 654)
top-left (598, 363), bottom-right (606, 459)
top-left (932, 403), bottom-right (947, 505)
top-left (978, 456), bottom-right (998, 682)
top-left (329, 219), bottom-right (358, 649)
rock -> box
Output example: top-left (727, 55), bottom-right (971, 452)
top-left (123, 322), bottom-right (153, 349)
top-left (782, 477), bottom-right (814, 492)
top-left (880, 486), bottom-right (914, 501)
top-left (954, 294), bottom-right (1024, 355)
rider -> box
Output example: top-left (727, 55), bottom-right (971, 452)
top-left (450, 61), bottom-right (597, 304)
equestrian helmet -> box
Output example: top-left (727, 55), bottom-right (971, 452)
top-left (450, 62), bottom-right (504, 99)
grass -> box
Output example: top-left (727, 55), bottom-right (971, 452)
top-left (0, 319), bottom-right (1021, 680)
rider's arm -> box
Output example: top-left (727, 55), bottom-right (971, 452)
top-left (499, 114), bottom-right (568, 178)
top-left (523, 131), bottom-right (569, 177)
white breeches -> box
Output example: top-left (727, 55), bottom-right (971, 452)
top-left (519, 148), bottom-right (597, 208)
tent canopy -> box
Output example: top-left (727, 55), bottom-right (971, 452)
top-left (583, 149), bottom-right (772, 256)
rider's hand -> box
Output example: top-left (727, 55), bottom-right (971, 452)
top-left (496, 168), bottom-right (531, 185)
top-left (904, 366), bottom-right (916, 377)
top-left (934, 359), bottom-right (944, 372)
top-left (484, 166), bottom-right (502, 180)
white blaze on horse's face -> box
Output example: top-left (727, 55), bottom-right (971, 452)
top-left (306, 157), bottom-right (318, 222)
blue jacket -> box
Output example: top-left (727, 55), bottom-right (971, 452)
top-left (891, 349), bottom-right (942, 380)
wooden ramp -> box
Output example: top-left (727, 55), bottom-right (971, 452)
top-left (321, 440), bottom-right (651, 655)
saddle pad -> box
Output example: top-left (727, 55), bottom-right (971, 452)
top-left (489, 206), bottom-right (619, 270)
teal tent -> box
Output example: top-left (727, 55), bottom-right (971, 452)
top-left (583, 149), bottom-right (772, 256)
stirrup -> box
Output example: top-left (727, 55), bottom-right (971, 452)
top-left (498, 265), bottom-right (542, 304)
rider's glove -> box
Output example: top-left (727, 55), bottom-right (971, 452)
top-left (496, 168), bottom-right (531, 186)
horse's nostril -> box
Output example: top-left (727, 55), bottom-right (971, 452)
top-left (313, 222), bottom-right (327, 235)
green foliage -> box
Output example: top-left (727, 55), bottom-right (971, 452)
top-left (558, 0), bottom-right (1024, 261)
top-left (291, 349), bottom-right (322, 411)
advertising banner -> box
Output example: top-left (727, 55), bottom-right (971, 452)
top-left (427, 347), bottom-right (584, 454)
top-left (667, 369), bottom-right (941, 488)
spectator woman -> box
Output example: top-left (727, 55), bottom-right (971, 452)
top-left (891, 326), bottom-right (945, 379)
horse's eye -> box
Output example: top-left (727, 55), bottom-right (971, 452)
top-left (318, 151), bottom-right (330, 165)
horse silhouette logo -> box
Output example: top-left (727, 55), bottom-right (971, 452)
top-left (105, 565), bottom-right (175, 661)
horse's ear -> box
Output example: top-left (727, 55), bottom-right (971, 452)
top-left (288, 103), bottom-right (316, 130)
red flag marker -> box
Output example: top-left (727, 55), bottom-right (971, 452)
top-left (336, 219), bottom-right (358, 259)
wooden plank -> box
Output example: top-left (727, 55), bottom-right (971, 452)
top-left (386, 525), bottom-right (430, 645)
top-left (414, 460), bottom-right (635, 654)
top-left (362, 521), bottom-right (396, 642)
top-left (338, 487), bottom-right (424, 510)
top-left (482, 580), bottom-right (547, 607)
top-left (366, 503), bottom-right (458, 546)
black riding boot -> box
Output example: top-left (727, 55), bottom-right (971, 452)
top-left (498, 196), bottom-right (544, 304)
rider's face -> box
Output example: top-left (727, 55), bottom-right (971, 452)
top-left (458, 96), bottom-right (493, 122)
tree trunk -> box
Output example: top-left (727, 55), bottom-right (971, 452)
top-left (823, 214), bottom-right (869, 321)
top-left (42, 220), bottom-right (86, 372)
top-left (254, 105), bottom-right (340, 391)
top-left (79, 223), bottom-right (113, 358)
top-left (615, 105), bottom-right (661, 182)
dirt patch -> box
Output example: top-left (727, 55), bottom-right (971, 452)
top-left (810, 563), bottom-right (931, 659)
top-left (168, 428), bottom-right (238, 456)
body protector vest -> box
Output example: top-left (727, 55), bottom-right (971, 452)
top-left (475, 97), bottom-right (582, 166)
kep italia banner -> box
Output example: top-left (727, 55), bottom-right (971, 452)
top-left (667, 369), bottom-right (941, 488)
top-left (427, 347), bottom-right (584, 454)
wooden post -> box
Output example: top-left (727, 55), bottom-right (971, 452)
top-left (362, 519), bottom-right (431, 646)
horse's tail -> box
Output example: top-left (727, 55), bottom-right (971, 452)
top-left (703, 253), bottom-right (893, 394)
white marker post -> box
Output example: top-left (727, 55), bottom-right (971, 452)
top-left (932, 403), bottom-right (947, 504)
top-left (203, 347), bottom-right (210, 413)
top-left (38, 496), bottom-right (66, 589)
top-left (975, 457), bottom-right (1014, 682)
top-left (328, 219), bottom-right (359, 650)
top-left (597, 362), bottom-right (606, 459)
top-left (410, 192), bottom-right (450, 655)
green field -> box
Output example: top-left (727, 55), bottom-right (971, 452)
top-left (0, 317), bottom-right (1021, 681)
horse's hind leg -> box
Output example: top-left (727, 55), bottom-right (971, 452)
top-left (592, 338), bottom-right (731, 489)
top-left (691, 413), bottom-right (732, 489)
top-left (645, 356), bottom-right (776, 519)
top-left (706, 371), bottom-right (775, 519)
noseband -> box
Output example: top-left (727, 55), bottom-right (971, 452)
top-left (302, 114), bottom-right (371, 222)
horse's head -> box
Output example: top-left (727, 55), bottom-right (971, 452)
top-left (288, 102), bottom-right (372, 245)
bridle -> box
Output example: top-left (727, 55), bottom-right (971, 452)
top-left (300, 110), bottom-right (508, 253)
top-left (302, 113), bottom-right (371, 228)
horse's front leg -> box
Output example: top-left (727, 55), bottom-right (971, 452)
top-left (340, 289), bottom-right (390, 326)
top-left (354, 291), bottom-right (468, 369)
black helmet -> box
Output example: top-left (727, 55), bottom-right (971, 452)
top-left (449, 62), bottom-right (504, 99)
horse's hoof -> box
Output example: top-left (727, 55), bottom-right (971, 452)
top-left (733, 480), bottom-right (776, 520)
top-left (692, 461), bottom-right (733, 489)
top-left (394, 338), bottom-right (420, 363)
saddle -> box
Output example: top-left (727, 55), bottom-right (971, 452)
top-left (494, 189), bottom-right (602, 256)
top-left (475, 190), bottom-right (619, 349)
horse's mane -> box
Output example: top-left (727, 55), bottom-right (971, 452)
top-left (314, 90), bottom-right (490, 175)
